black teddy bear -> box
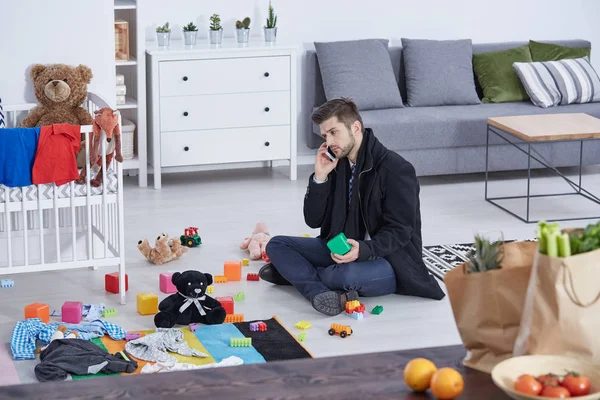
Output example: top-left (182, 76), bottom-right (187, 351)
top-left (154, 270), bottom-right (226, 328)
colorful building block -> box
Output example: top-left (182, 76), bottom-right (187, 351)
top-left (1, 279), bottom-right (14, 288)
top-left (249, 322), bottom-right (260, 331)
top-left (104, 272), bottom-right (128, 294)
top-left (247, 273), bottom-right (259, 281)
top-left (298, 332), bottom-right (306, 342)
top-left (230, 337), bottom-right (252, 347)
top-left (137, 293), bottom-right (158, 315)
top-left (371, 305), bottom-right (384, 315)
top-left (242, 258), bottom-right (250, 266)
top-left (126, 333), bottom-right (141, 341)
top-left (345, 300), bottom-right (360, 313)
top-left (62, 301), bottom-right (83, 324)
top-left (327, 232), bottom-right (352, 255)
top-left (261, 251), bottom-right (270, 262)
top-left (159, 273), bottom-right (177, 294)
top-left (348, 311), bottom-right (364, 320)
top-left (189, 323), bottom-right (199, 332)
top-left (214, 275), bottom-right (228, 284)
top-left (234, 291), bottom-right (245, 301)
top-left (249, 321), bottom-right (267, 332)
top-left (257, 322), bottom-right (267, 331)
top-left (216, 296), bottom-right (234, 315)
top-left (294, 320), bottom-right (312, 330)
top-left (24, 302), bottom-right (49, 323)
top-left (224, 314), bottom-right (244, 323)
top-left (207, 286), bottom-right (214, 294)
top-left (224, 260), bottom-right (242, 281)
top-left (102, 308), bottom-right (117, 317)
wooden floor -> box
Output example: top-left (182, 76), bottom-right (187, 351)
top-left (1, 163), bottom-right (599, 375)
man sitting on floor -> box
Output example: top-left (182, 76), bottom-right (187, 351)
top-left (260, 98), bottom-right (445, 315)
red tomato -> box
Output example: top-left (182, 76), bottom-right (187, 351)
top-left (561, 372), bottom-right (591, 396)
top-left (537, 373), bottom-right (561, 387)
top-left (514, 374), bottom-right (543, 395)
top-left (541, 385), bottom-right (571, 398)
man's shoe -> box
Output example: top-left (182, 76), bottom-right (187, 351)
top-left (312, 290), bottom-right (359, 316)
top-left (259, 263), bottom-right (292, 286)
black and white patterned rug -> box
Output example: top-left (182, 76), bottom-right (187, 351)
top-left (423, 239), bottom-right (536, 280)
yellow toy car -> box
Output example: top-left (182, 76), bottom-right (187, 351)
top-left (328, 323), bottom-right (353, 338)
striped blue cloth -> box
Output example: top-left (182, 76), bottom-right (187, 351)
top-left (10, 318), bottom-right (126, 360)
top-left (0, 97), bottom-right (4, 128)
top-left (348, 162), bottom-right (356, 207)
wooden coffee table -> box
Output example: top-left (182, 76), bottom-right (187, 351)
top-left (0, 345), bottom-right (509, 399)
top-left (486, 113), bottom-right (600, 223)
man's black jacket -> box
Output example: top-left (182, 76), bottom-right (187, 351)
top-left (303, 128), bottom-right (445, 300)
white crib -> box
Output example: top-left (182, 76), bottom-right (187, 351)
top-left (0, 93), bottom-right (127, 304)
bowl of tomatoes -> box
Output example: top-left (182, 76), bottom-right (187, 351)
top-left (491, 355), bottom-right (599, 399)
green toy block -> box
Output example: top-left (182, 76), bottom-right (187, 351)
top-left (230, 337), bottom-right (252, 347)
top-left (102, 308), bottom-right (117, 317)
top-left (327, 232), bottom-right (352, 255)
top-left (371, 305), bottom-right (383, 315)
top-left (234, 292), bottom-right (245, 301)
top-left (298, 332), bottom-right (306, 342)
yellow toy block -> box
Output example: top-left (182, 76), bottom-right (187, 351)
top-left (214, 275), bottom-right (228, 283)
top-left (224, 260), bottom-right (242, 281)
top-left (294, 320), bottom-right (312, 330)
top-left (207, 286), bottom-right (214, 294)
top-left (224, 314), bottom-right (244, 323)
top-left (137, 293), bottom-right (158, 315)
top-left (346, 300), bottom-right (360, 309)
top-left (242, 258), bottom-right (250, 266)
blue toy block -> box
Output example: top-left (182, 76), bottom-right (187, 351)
top-left (1, 279), bottom-right (14, 288)
top-left (348, 311), bottom-right (363, 320)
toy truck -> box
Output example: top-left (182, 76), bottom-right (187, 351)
top-left (181, 227), bottom-right (202, 247)
top-left (328, 323), bottom-right (353, 338)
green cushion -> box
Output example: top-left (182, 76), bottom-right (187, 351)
top-left (529, 40), bottom-right (591, 62)
top-left (473, 45), bottom-right (533, 103)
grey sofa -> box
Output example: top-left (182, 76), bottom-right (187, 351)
top-left (306, 39), bottom-right (600, 176)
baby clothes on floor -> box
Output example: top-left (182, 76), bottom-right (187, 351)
top-left (140, 356), bottom-right (243, 374)
top-left (10, 318), bottom-right (126, 360)
top-left (125, 328), bottom-right (208, 363)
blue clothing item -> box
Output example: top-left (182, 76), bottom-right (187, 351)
top-left (10, 318), bottom-right (126, 360)
top-left (0, 127), bottom-right (40, 187)
top-left (266, 236), bottom-right (397, 301)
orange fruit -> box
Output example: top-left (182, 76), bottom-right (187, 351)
top-left (403, 358), bottom-right (438, 392)
top-left (430, 367), bottom-right (464, 399)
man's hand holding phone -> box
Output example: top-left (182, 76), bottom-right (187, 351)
top-left (315, 143), bottom-right (338, 181)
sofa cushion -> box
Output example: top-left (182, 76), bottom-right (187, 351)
top-left (401, 38), bottom-right (480, 107)
top-left (473, 45), bottom-right (533, 103)
top-left (529, 40), bottom-right (591, 62)
top-left (313, 102), bottom-right (600, 151)
top-left (313, 39), bottom-right (404, 111)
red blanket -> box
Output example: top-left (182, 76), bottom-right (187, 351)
top-left (32, 123), bottom-right (80, 186)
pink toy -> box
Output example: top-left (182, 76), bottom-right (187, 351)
top-left (62, 301), bottom-right (83, 324)
top-left (159, 273), bottom-right (177, 294)
top-left (126, 333), bottom-right (141, 341)
top-left (189, 323), bottom-right (199, 332)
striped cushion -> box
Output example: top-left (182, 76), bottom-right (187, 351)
top-left (0, 97), bottom-right (4, 128)
top-left (513, 57), bottom-right (600, 108)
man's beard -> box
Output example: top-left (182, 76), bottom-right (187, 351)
top-left (340, 132), bottom-right (356, 159)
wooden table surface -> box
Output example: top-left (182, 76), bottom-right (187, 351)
top-left (487, 113), bottom-right (600, 142)
top-left (0, 345), bottom-right (510, 400)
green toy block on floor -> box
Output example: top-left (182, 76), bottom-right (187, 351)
top-left (371, 305), bottom-right (383, 315)
top-left (327, 232), bottom-right (352, 255)
top-left (298, 332), bottom-right (306, 342)
top-left (230, 337), bottom-right (252, 347)
top-left (102, 308), bottom-right (117, 317)
top-left (234, 292), bottom-right (245, 301)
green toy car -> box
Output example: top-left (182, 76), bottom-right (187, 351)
top-left (181, 227), bottom-right (202, 248)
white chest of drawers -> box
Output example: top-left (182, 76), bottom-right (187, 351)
top-left (146, 40), bottom-right (298, 189)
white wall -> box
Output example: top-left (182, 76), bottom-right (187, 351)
top-left (0, 0), bottom-right (115, 107)
top-left (141, 0), bottom-right (600, 156)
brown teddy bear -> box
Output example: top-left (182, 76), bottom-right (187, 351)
top-left (138, 233), bottom-right (188, 265)
top-left (20, 63), bottom-right (93, 128)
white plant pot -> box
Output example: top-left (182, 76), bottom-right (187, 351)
top-left (209, 28), bottom-right (223, 44)
top-left (236, 28), bottom-right (250, 44)
top-left (264, 27), bottom-right (277, 43)
top-left (183, 30), bottom-right (197, 45)
top-left (157, 32), bottom-right (171, 46)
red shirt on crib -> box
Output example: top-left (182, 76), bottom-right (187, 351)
top-left (32, 123), bottom-right (81, 186)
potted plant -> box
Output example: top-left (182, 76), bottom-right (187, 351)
top-left (264, 1), bottom-right (277, 43)
top-left (183, 21), bottom-right (198, 46)
top-left (209, 14), bottom-right (223, 45)
top-left (235, 17), bottom-right (251, 44)
top-left (156, 22), bottom-right (171, 46)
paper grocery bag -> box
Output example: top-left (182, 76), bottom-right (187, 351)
top-left (444, 241), bottom-right (537, 373)
top-left (514, 248), bottom-right (600, 363)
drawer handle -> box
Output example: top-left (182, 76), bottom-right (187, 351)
top-left (264, 72), bottom-right (270, 77)
top-left (183, 76), bottom-right (188, 81)
top-left (184, 146), bottom-right (190, 151)
top-left (264, 107), bottom-right (270, 112)
top-left (264, 141), bottom-right (270, 147)
top-left (183, 111), bottom-right (189, 116)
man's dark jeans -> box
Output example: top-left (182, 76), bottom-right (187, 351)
top-left (265, 236), bottom-right (397, 301)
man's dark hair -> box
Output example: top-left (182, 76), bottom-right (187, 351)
top-left (311, 97), bottom-right (364, 134)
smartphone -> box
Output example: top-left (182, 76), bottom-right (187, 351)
top-left (325, 146), bottom-right (336, 162)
